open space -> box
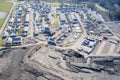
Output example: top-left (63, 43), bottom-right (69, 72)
top-left (0, 1), bottom-right (12, 28)
top-left (46, 3), bottom-right (60, 7)
top-left (95, 3), bottom-right (109, 12)
top-left (92, 41), bottom-right (119, 55)
top-left (105, 22), bottom-right (120, 38)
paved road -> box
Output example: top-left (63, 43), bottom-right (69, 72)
top-left (27, 8), bottom-right (34, 38)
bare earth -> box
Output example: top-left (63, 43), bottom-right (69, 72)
top-left (0, 45), bottom-right (120, 80)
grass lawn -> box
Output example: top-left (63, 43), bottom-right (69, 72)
top-left (0, 1), bottom-right (12, 28)
top-left (53, 31), bottom-right (61, 39)
top-left (0, 40), bottom-right (5, 47)
top-left (65, 42), bottom-right (69, 47)
top-left (51, 13), bottom-right (60, 27)
top-left (95, 3), bottom-right (109, 12)
top-left (18, 27), bottom-right (23, 35)
top-left (46, 3), bottom-right (60, 7)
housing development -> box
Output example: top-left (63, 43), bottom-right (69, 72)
top-left (0, 0), bottom-right (120, 80)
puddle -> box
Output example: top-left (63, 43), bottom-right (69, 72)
top-left (0, 11), bottom-right (6, 19)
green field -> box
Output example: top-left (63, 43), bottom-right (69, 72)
top-left (95, 3), bottom-right (109, 12)
top-left (51, 13), bottom-right (60, 27)
top-left (0, 1), bottom-right (12, 28)
top-left (46, 3), bottom-right (60, 7)
top-left (0, 39), bottom-right (5, 46)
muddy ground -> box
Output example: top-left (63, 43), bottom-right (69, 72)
top-left (0, 45), bottom-right (120, 80)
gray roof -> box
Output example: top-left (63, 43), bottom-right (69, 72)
top-left (24, 27), bottom-right (29, 32)
top-left (59, 13), bottom-right (67, 21)
top-left (9, 17), bottom-right (14, 23)
top-left (68, 13), bottom-right (77, 22)
top-left (25, 14), bottom-right (30, 22)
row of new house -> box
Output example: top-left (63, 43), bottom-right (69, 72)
top-left (59, 12), bottom-right (78, 25)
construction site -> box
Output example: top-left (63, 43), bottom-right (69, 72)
top-left (0, 44), bottom-right (120, 80)
top-left (0, 0), bottom-right (120, 80)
